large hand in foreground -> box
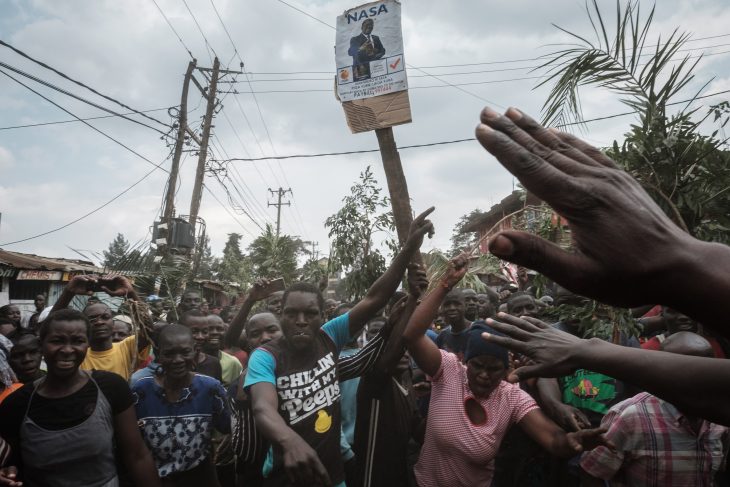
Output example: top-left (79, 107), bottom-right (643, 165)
top-left (475, 108), bottom-right (696, 308)
top-left (483, 313), bottom-right (585, 382)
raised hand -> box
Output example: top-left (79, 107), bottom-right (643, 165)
top-left (441, 253), bottom-right (469, 289)
top-left (65, 275), bottom-right (97, 295)
top-left (406, 207), bottom-right (435, 250)
top-left (406, 263), bottom-right (429, 298)
top-left (482, 313), bottom-right (585, 382)
top-left (97, 275), bottom-right (136, 297)
top-left (475, 107), bottom-right (696, 309)
top-left (248, 279), bottom-right (272, 302)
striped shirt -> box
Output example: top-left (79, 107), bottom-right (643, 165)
top-left (580, 392), bottom-right (728, 486)
top-left (415, 350), bottom-right (538, 487)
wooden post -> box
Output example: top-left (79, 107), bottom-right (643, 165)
top-left (375, 127), bottom-right (423, 265)
top-left (162, 59), bottom-right (196, 221)
top-left (188, 57), bottom-right (220, 231)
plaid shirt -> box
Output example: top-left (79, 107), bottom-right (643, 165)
top-left (580, 392), bottom-right (728, 487)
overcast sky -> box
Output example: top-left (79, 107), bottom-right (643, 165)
top-left (1, 0), bottom-right (729, 264)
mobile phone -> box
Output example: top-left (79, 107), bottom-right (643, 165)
top-left (263, 278), bottom-right (286, 295)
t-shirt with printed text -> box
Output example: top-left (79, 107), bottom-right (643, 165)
top-left (245, 312), bottom-right (350, 487)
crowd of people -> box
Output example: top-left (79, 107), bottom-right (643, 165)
top-left (1, 106), bottom-right (729, 486)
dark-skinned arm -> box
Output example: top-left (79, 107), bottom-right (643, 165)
top-left (250, 382), bottom-right (331, 486)
top-left (402, 255), bottom-right (467, 377)
top-left (114, 406), bottom-right (161, 487)
top-left (518, 409), bottom-right (612, 458)
top-left (100, 276), bottom-right (150, 352)
top-left (475, 107), bottom-right (730, 338)
top-left (374, 264), bottom-right (429, 374)
top-left (224, 279), bottom-right (272, 349)
top-left (50, 275), bottom-right (97, 312)
top-left (535, 378), bottom-right (590, 432)
top-left (485, 314), bottom-right (730, 426)
top-left (347, 207), bottom-right (434, 337)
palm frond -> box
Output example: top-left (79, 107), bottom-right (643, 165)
top-left (537, 0), bottom-right (694, 130)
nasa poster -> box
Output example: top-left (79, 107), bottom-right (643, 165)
top-left (335, 0), bottom-right (407, 102)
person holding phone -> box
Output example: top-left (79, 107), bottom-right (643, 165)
top-left (51, 275), bottom-right (151, 381)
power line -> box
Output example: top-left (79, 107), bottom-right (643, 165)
top-left (0, 61), bottom-right (173, 137)
top-left (227, 33), bottom-right (730, 76)
top-left (213, 0), bottom-right (309, 238)
top-left (219, 47), bottom-right (730, 95)
top-left (209, 137), bottom-right (272, 226)
top-left (202, 183), bottom-right (257, 239)
top-left (218, 138), bottom-right (476, 162)
top-left (0, 68), bottom-right (171, 174)
top-left (222, 75), bottom-right (546, 94)
top-left (0, 157), bottom-right (169, 246)
top-left (213, 87), bottom-right (730, 162)
top-left (150, 0), bottom-right (195, 59)
top-left (0, 39), bottom-right (172, 129)
top-left (227, 40), bottom-right (730, 81)
top-left (0, 106), bottom-right (172, 131)
top-left (181, 0), bottom-right (217, 63)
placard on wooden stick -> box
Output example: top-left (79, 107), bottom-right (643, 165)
top-left (334, 0), bottom-right (411, 133)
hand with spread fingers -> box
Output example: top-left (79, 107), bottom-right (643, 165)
top-left (474, 107), bottom-right (699, 311)
top-left (483, 313), bottom-right (584, 382)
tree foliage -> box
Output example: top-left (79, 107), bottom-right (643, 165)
top-left (102, 233), bottom-right (143, 270)
top-left (247, 224), bottom-right (304, 284)
top-left (449, 209), bottom-right (483, 256)
top-left (195, 234), bottom-right (218, 280)
top-left (325, 166), bottom-right (395, 301)
top-left (536, 0), bottom-right (730, 243)
top-left (216, 233), bottom-right (251, 286)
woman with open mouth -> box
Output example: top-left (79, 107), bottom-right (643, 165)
top-left (0, 308), bottom-right (160, 487)
top-left (402, 255), bottom-right (614, 487)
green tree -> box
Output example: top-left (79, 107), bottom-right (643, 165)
top-left (195, 234), bottom-right (218, 280)
top-left (216, 233), bottom-right (251, 286)
top-left (103, 233), bottom-right (135, 269)
top-left (537, 0), bottom-right (730, 242)
top-left (449, 208), bottom-right (483, 256)
top-left (300, 256), bottom-right (327, 285)
top-left (325, 166), bottom-right (395, 301)
top-left (247, 224), bottom-right (304, 284)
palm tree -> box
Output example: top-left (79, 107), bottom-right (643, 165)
top-left (536, 0), bottom-right (730, 243)
top-left (247, 224), bottom-right (304, 285)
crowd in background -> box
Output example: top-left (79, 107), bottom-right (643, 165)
top-left (1, 108), bottom-right (730, 486)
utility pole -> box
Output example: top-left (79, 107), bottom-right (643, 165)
top-left (375, 127), bottom-right (424, 266)
top-left (311, 241), bottom-right (319, 261)
top-left (268, 187), bottom-right (291, 237)
top-left (188, 56), bottom-right (220, 232)
top-left (162, 59), bottom-right (197, 222)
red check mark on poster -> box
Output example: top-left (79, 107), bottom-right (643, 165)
top-left (390, 58), bottom-right (401, 69)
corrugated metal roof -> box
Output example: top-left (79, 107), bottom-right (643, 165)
top-left (0, 248), bottom-right (102, 273)
top-left (462, 191), bottom-right (542, 233)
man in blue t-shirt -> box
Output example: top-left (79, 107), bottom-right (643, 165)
top-left (245, 209), bottom-right (434, 487)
